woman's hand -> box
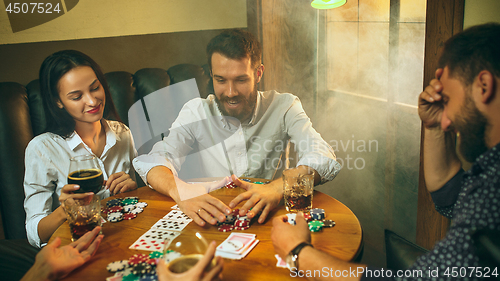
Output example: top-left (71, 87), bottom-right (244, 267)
top-left (105, 172), bottom-right (137, 195)
top-left (59, 184), bottom-right (94, 205)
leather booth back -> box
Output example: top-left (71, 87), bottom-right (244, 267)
top-left (0, 64), bottom-right (210, 239)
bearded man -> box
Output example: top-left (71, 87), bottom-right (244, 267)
top-left (133, 29), bottom-right (340, 226)
top-left (269, 23), bottom-right (500, 281)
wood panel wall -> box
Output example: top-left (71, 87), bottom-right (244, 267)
top-left (416, 0), bottom-right (464, 250)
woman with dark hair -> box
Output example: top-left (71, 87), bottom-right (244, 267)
top-left (24, 50), bottom-right (137, 248)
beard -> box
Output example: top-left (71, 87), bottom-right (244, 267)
top-left (215, 88), bottom-right (258, 121)
top-left (453, 93), bottom-right (489, 163)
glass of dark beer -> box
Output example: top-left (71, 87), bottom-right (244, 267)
top-left (283, 166), bottom-right (314, 212)
top-left (68, 155), bottom-right (104, 194)
top-left (63, 195), bottom-right (101, 241)
top-left (163, 231), bottom-right (216, 274)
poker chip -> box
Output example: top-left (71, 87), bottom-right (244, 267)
top-left (122, 198), bottom-right (139, 206)
top-left (124, 204), bottom-right (136, 212)
top-left (234, 226), bottom-right (250, 230)
top-left (303, 213), bottom-right (313, 222)
top-left (310, 208), bottom-right (326, 220)
top-left (308, 220), bottom-right (325, 232)
top-left (108, 206), bottom-right (124, 213)
top-left (237, 215), bottom-right (250, 221)
top-left (254, 181), bottom-right (264, 184)
top-left (124, 196), bottom-right (139, 200)
top-left (138, 274), bottom-right (157, 281)
top-left (130, 207), bottom-right (144, 215)
top-left (163, 251), bottom-right (182, 263)
top-left (146, 258), bottom-right (157, 266)
top-left (323, 220), bottom-right (336, 228)
top-left (136, 202), bottom-right (148, 208)
top-left (234, 220), bottom-right (249, 227)
top-left (108, 212), bottom-right (123, 222)
top-left (122, 273), bottom-right (140, 281)
top-left (241, 178), bottom-right (252, 182)
top-left (106, 260), bottom-right (129, 272)
top-left (128, 254), bottom-right (149, 265)
top-left (148, 251), bottom-right (163, 259)
top-left (225, 182), bottom-right (237, 189)
top-left (123, 213), bottom-right (137, 220)
top-left (225, 214), bottom-right (236, 224)
top-left (218, 224), bottom-right (234, 232)
top-left (131, 262), bottom-right (152, 276)
top-left (106, 198), bottom-right (123, 208)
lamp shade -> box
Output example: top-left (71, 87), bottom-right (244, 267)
top-left (311, 0), bottom-right (347, 9)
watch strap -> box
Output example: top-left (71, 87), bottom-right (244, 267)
top-left (288, 242), bottom-right (312, 270)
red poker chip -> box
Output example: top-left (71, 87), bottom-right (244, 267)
top-left (233, 226), bottom-right (250, 230)
top-left (218, 225), bottom-right (234, 232)
top-left (146, 258), bottom-right (157, 266)
top-left (234, 220), bottom-right (249, 227)
top-left (128, 254), bottom-right (149, 265)
top-left (303, 213), bottom-right (312, 222)
top-left (108, 206), bottom-right (124, 213)
top-left (123, 213), bottom-right (137, 220)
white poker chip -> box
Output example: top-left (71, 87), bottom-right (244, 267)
top-left (130, 207), bottom-right (144, 214)
top-left (163, 251), bottom-right (182, 263)
top-left (106, 260), bottom-right (129, 272)
top-left (136, 202), bottom-right (148, 208)
top-left (108, 212), bottom-right (123, 222)
top-left (123, 205), bottom-right (136, 212)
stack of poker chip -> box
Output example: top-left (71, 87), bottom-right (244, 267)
top-left (216, 208), bottom-right (252, 232)
top-left (106, 250), bottom-right (181, 280)
top-left (105, 197), bottom-right (148, 223)
top-left (305, 208), bottom-right (336, 232)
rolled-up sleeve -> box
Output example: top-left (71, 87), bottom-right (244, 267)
top-left (23, 141), bottom-right (58, 248)
top-left (285, 98), bottom-right (341, 184)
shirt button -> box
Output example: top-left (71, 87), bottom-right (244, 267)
top-left (238, 152), bottom-right (242, 156)
top-left (239, 131), bottom-right (243, 135)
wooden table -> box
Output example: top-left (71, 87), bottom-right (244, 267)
top-left (51, 186), bottom-right (362, 280)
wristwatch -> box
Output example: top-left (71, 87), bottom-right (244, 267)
top-left (285, 242), bottom-right (313, 270)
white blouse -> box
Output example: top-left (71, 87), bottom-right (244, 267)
top-left (24, 120), bottom-right (137, 247)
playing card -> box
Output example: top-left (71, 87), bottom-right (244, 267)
top-left (152, 218), bottom-right (189, 231)
top-left (171, 204), bottom-right (180, 210)
top-left (217, 233), bottom-right (256, 255)
top-left (275, 254), bottom-right (288, 268)
top-left (215, 239), bottom-right (259, 260)
top-left (163, 210), bottom-right (192, 222)
top-left (129, 229), bottom-right (181, 251)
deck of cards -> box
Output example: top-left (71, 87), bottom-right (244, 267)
top-left (215, 233), bottom-right (259, 260)
top-left (129, 209), bottom-right (193, 251)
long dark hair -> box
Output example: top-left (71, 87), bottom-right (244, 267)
top-left (39, 50), bottom-right (120, 138)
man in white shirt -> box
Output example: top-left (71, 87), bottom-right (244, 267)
top-left (133, 29), bottom-right (340, 226)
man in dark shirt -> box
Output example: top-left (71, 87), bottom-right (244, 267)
top-left (270, 23), bottom-right (500, 280)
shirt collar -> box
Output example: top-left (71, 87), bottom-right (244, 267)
top-left (65, 120), bottom-right (118, 152)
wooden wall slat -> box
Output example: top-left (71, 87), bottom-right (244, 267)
top-left (416, 0), bottom-right (464, 250)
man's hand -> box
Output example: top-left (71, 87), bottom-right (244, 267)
top-left (229, 175), bottom-right (282, 224)
top-left (271, 212), bottom-right (311, 260)
top-left (178, 194), bottom-right (231, 226)
top-left (418, 68), bottom-right (445, 129)
top-left (22, 226), bottom-right (103, 281)
top-left (105, 172), bottom-right (137, 195)
top-left (157, 240), bottom-right (224, 281)
top-left (59, 184), bottom-right (94, 205)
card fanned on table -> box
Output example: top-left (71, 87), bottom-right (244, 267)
top-left (129, 209), bottom-right (192, 251)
